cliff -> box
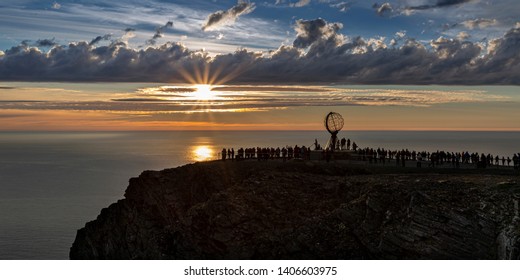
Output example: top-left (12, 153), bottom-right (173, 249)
top-left (70, 160), bottom-right (520, 259)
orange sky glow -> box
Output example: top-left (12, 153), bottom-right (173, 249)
top-left (0, 83), bottom-right (519, 131)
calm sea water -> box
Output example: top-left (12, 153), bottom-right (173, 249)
top-left (0, 131), bottom-right (519, 259)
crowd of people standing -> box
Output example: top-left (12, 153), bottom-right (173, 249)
top-left (221, 145), bottom-right (312, 161)
top-left (357, 147), bottom-right (520, 169)
top-left (219, 138), bottom-right (520, 171)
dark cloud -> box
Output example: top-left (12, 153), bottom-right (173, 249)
top-left (0, 18), bottom-right (519, 85)
top-left (293, 18), bottom-right (343, 49)
top-left (17, 39), bottom-right (58, 48)
top-left (474, 27), bottom-right (520, 84)
top-left (89, 34), bottom-right (112, 46)
top-left (146, 21), bottom-right (173, 45)
top-left (0, 40), bottom-right (206, 82)
top-left (124, 28), bottom-right (136, 33)
top-left (36, 38), bottom-right (58, 47)
top-left (158, 87), bottom-right (196, 93)
top-left (406, 0), bottom-right (473, 11)
top-left (202, 0), bottom-right (256, 31)
top-left (373, 2), bottom-right (393, 16)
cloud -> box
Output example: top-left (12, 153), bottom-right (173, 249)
top-left (1, 18), bottom-right (519, 85)
top-left (52, 2), bottom-right (61, 9)
top-left (290, 0), bottom-right (311, 7)
top-left (293, 18), bottom-right (343, 49)
top-left (0, 86), bottom-right (507, 115)
top-left (316, 1), bottom-right (353, 12)
top-left (89, 34), bottom-right (112, 46)
top-left (405, 0), bottom-right (473, 11)
top-left (120, 28), bottom-right (136, 43)
top-left (442, 18), bottom-right (498, 33)
top-left (395, 31), bottom-right (406, 39)
top-left (329, 2), bottom-right (352, 12)
top-left (36, 38), bottom-right (58, 47)
top-left (202, 1), bottom-right (256, 31)
top-left (457, 31), bottom-right (470, 40)
top-left (461, 18), bottom-right (498, 30)
top-left (147, 21), bottom-right (173, 45)
top-left (373, 2), bottom-right (393, 16)
top-left (242, 21), bottom-right (520, 84)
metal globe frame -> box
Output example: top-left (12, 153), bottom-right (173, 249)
top-left (324, 112), bottom-right (344, 150)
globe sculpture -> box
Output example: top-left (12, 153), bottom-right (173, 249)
top-left (324, 112), bottom-right (344, 150)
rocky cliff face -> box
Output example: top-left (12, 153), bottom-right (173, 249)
top-left (70, 161), bottom-right (520, 259)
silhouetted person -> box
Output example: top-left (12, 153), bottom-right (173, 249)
top-left (221, 148), bottom-right (227, 161)
top-left (238, 148), bottom-right (244, 160)
top-left (340, 138), bottom-right (346, 150)
top-left (480, 153), bottom-right (487, 168)
top-left (257, 147), bottom-right (261, 161)
top-left (429, 153), bottom-right (436, 168)
top-left (347, 139), bottom-right (351, 150)
top-left (294, 145), bottom-right (300, 158)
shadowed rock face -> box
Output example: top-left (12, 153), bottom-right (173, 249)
top-left (70, 161), bottom-right (520, 259)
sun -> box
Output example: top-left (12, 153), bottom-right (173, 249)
top-left (193, 84), bottom-right (215, 100)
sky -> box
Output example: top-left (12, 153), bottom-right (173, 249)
top-left (0, 0), bottom-right (519, 131)
top-left (1, 0), bottom-right (519, 84)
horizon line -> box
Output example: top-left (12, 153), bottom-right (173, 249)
top-left (2, 129), bottom-right (520, 133)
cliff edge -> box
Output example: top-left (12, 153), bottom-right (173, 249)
top-left (70, 160), bottom-right (520, 259)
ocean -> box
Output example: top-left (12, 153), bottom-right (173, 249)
top-left (0, 130), bottom-right (519, 259)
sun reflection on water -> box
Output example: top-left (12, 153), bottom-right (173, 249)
top-left (192, 145), bottom-right (214, 161)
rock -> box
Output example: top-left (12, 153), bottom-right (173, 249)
top-left (70, 160), bottom-right (520, 259)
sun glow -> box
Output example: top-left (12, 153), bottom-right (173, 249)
top-left (193, 84), bottom-right (216, 100)
top-left (193, 145), bottom-right (213, 161)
